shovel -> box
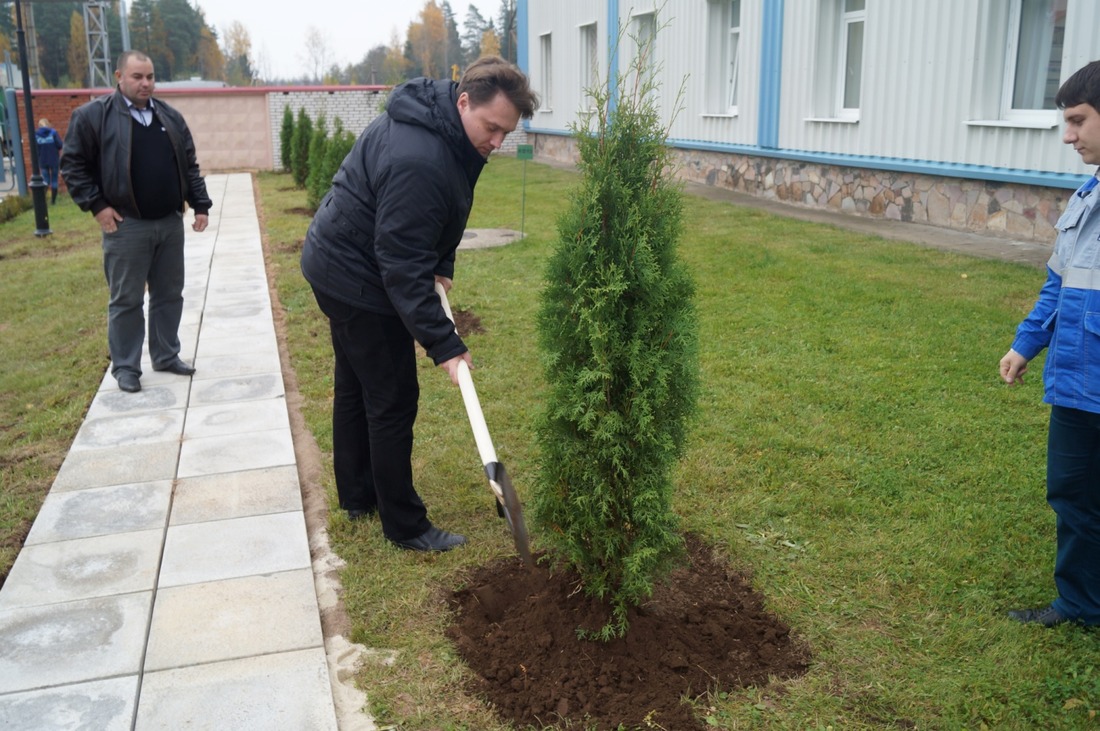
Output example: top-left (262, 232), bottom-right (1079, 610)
top-left (435, 282), bottom-right (533, 568)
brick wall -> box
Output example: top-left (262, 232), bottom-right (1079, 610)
top-left (268, 88), bottom-right (388, 171)
top-left (8, 86), bottom-right (530, 190)
top-left (13, 91), bottom-right (92, 192)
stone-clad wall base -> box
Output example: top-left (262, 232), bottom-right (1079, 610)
top-left (533, 135), bottom-right (1071, 244)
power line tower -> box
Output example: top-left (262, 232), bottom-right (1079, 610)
top-left (84, 1), bottom-right (112, 88)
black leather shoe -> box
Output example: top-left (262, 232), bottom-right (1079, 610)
top-left (391, 526), bottom-right (466, 552)
top-left (154, 359), bottom-right (196, 376)
top-left (346, 508), bottom-right (375, 521)
top-left (1007, 604), bottom-right (1070, 627)
top-left (117, 373), bottom-right (141, 393)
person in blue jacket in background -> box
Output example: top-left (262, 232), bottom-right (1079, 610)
top-left (1000, 60), bottom-right (1100, 628)
top-left (35, 118), bottom-right (63, 204)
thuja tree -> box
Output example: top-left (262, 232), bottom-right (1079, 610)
top-left (279, 105), bottom-right (294, 173)
top-left (290, 108), bottom-right (313, 189)
top-left (533, 32), bottom-right (698, 640)
top-left (305, 114), bottom-right (329, 211)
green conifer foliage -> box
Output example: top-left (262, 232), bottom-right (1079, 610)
top-left (305, 114), bottom-right (329, 211)
top-left (279, 105), bottom-right (294, 173)
top-left (533, 27), bottom-right (698, 640)
top-left (290, 108), bottom-right (314, 189)
top-left (308, 117), bottom-right (356, 212)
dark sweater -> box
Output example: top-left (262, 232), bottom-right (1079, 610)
top-left (130, 114), bottom-right (183, 219)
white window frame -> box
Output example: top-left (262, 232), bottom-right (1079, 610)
top-left (580, 22), bottom-right (598, 110)
top-left (704, 0), bottom-right (740, 116)
top-left (1000, 0), bottom-right (1067, 124)
top-left (836, 0), bottom-right (865, 120)
top-left (540, 32), bottom-right (553, 112)
top-left (632, 11), bottom-right (657, 89)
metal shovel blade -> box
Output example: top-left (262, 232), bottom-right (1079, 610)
top-left (486, 461), bottom-right (533, 569)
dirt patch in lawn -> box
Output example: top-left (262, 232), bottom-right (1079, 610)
top-left (446, 533), bottom-right (810, 730)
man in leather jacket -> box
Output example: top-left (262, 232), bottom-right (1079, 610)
top-left (62, 50), bottom-right (211, 394)
top-left (301, 56), bottom-right (538, 552)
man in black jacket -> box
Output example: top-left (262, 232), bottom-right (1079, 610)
top-left (62, 50), bottom-right (211, 394)
top-left (301, 56), bottom-right (538, 552)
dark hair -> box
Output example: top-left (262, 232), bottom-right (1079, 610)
top-left (116, 50), bottom-right (152, 74)
top-left (457, 55), bottom-right (539, 119)
top-left (1055, 60), bottom-right (1100, 111)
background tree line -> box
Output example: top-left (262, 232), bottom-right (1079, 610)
top-left (0, 0), bottom-right (515, 88)
top-left (0, 0), bottom-right (226, 88)
top-left (295, 1), bottom-right (517, 86)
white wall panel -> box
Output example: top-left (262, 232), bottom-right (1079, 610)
top-left (528, 0), bottom-right (1100, 177)
top-left (527, 0), bottom-right (607, 132)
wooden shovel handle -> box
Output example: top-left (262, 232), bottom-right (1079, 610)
top-left (435, 282), bottom-right (499, 471)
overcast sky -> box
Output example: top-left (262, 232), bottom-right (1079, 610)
top-left (197, 0), bottom-right (499, 80)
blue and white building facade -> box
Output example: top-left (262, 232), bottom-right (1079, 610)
top-left (519, 0), bottom-right (1100, 242)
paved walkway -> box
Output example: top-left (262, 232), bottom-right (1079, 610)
top-left (0, 165), bottom-right (1055, 730)
top-left (0, 174), bottom-right (344, 730)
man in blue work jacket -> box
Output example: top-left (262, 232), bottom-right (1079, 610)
top-left (1000, 60), bottom-right (1100, 627)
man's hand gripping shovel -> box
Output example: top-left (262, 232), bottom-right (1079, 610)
top-left (435, 282), bottom-right (534, 568)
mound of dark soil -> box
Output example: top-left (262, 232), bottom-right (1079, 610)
top-left (446, 534), bottom-right (810, 729)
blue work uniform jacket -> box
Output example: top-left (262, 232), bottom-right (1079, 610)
top-left (1011, 172), bottom-right (1100, 414)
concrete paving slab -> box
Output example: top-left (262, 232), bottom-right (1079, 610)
top-left (0, 675), bottom-right (138, 731)
top-left (69, 411), bottom-right (185, 453)
top-left (158, 511), bottom-right (310, 588)
top-left (144, 569), bottom-right (323, 671)
top-left (176, 428), bottom-right (294, 478)
top-left (25, 481), bottom-right (172, 545)
top-left (183, 398), bottom-right (290, 439)
top-left (135, 648), bottom-right (338, 730)
top-left (201, 301), bottom-right (272, 320)
top-left (139, 368), bottom-right (197, 389)
top-left (52, 442), bottom-right (180, 492)
top-left (195, 333), bottom-right (279, 358)
top-left (459, 227), bottom-right (526, 249)
top-left (0, 593), bottom-right (152, 694)
top-left (0, 530), bottom-right (163, 611)
top-left (195, 313), bottom-right (276, 341)
top-left (170, 466), bottom-right (301, 525)
top-left (83, 382), bottom-right (191, 420)
top-left (187, 373), bottom-right (285, 407)
top-left (191, 350), bottom-right (285, 381)
top-left (201, 279), bottom-right (269, 301)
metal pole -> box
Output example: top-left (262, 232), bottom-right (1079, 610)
top-left (14, 0), bottom-right (50, 237)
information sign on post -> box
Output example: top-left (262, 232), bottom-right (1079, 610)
top-left (516, 145), bottom-right (533, 236)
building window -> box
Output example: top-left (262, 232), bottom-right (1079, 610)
top-left (580, 23), bottom-right (598, 108)
top-left (837, 0), bottom-right (865, 117)
top-left (706, 0), bottom-right (740, 115)
top-left (1003, 0), bottom-right (1066, 119)
top-left (633, 12), bottom-right (657, 84)
top-left (540, 32), bottom-right (553, 111)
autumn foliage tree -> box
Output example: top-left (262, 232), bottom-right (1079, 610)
top-left (223, 20), bottom-right (254, 85)
top-left (67, 11), bottom-right (88, 87)
top-left (533, 24), bottom-right (698, 640)
top-left (405, 0), bottom-right (446, 79)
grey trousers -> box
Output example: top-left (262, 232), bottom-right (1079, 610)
top-left (102, 212), bottom-right (185, 378)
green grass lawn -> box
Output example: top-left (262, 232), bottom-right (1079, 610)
top-left (0, 195), bottom-right (107, 579)
top-left (2, 160), bottom-right (1097, 729)
top-left (260, 158), bottom-right (1099, 729)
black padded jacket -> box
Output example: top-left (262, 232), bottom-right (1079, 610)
top-left (300, 78), bottom-right (487, 365)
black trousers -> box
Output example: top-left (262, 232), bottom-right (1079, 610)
top-left (312, 288), bottom-right (432, 541)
